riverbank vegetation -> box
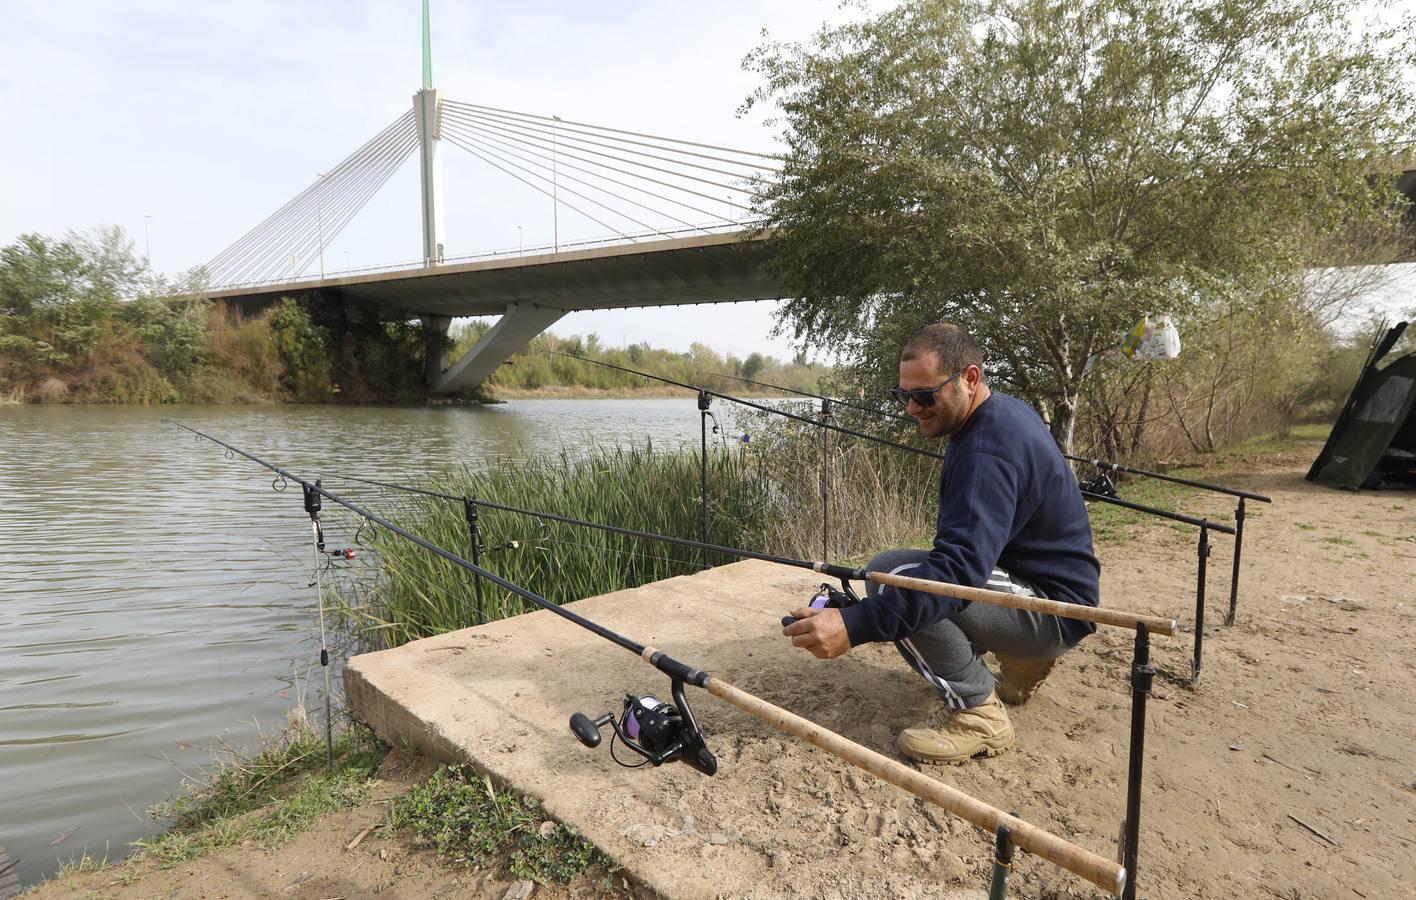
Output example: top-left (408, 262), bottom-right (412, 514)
top-left (451, 318), bottom-right (825, 397)
top-left (0, 228), bottom-right (824, 405)
top-left (0, 228), bottom-right (429, 404)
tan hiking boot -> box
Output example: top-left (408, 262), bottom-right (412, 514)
top-left (896, 691), bottom-right (1014, 765)
top-left (995, 655), bottom-right (1057, 706)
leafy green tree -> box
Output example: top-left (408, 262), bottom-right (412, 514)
top-left (746, 0), bottom-right (1415, 450)
top-left (741, 351), bottom-right (768, 382)
top-left (269, 299), bottom-right (333, 399)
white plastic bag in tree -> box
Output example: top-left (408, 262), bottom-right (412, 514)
top-left (1118, 315), bottom-right (1182, 360)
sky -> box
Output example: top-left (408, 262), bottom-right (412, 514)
top-left (2, 1), bottom-right (1412, 360)
top-left (0, 0), bottom-right (877, 361)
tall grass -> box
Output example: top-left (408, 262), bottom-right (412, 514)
top-left (337, 444), bottom-right (772, 648)
top-left (729, 407), bottom-right (940, 561)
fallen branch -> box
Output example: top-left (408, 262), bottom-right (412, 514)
top-left (1287, 814), bottom-right (1341, 847)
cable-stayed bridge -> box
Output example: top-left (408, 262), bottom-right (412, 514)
top-left (201, 22), bottom-right (786, 394)
top-left (197, 7), bottom-right (1416, 396)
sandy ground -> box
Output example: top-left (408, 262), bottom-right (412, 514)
top-left (31, 445), bottom-right (1416, 899)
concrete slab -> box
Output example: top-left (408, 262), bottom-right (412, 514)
top-left (345, 559), bottom-right (989, 899)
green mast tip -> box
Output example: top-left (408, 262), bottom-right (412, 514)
top-left (421, 0), bottom-right (433, 90)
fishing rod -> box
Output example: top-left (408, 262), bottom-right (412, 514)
top-left (165, 418), bottom-right (717, 775)
top-left (701, 369), bottom-right (914, 424)
top-left (545, 350), bottom-right (957, 461)
top-left (702, 369), bottom-right (1271, 503)
top-left (550, 351), bottom-right (1235, 535)
top-left (167, 420), bottom-right (1128, 895)
top-left (322, 471), bottom-right (1178, 636)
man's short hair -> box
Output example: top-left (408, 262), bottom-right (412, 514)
top-left (901, 322), bottom-right (984, 376)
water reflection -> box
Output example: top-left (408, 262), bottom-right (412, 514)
top-left (0, 399), bottom-right (701, 887)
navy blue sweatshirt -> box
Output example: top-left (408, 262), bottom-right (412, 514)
top-left (839, 391), bottom-right (1101, 647)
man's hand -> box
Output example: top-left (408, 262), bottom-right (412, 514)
top-left (782, 606), bottom-right (851, 659)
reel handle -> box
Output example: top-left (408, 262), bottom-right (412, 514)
top-left (569, 711), bottom-right (614, 748)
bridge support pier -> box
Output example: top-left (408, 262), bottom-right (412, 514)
top-left (432, 303), bottom-right (567, 395)
top-left (422, 314), bottom-right (451, 386)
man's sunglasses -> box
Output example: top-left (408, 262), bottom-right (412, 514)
top-left (889, 369), bottom-right (965, 408)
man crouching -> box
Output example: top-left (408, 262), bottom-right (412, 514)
top-left (783, 322), bottom-right (1101, 765)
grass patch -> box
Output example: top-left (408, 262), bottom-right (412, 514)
top-left (1296, 522), bottom-right (1317, 530)
top-left (138, 719), bottom-right (386, 865)
top-left (55, 849), bottom-right (110, 876)
top-left (388, 764), bottom-right (610, 885)
top-left (1085, 478), bottom-right (1191, 544)
top-left (1323, 536), bottom-right (1356, 547)
top-left (1220, 423), bottom-right (1331, 456)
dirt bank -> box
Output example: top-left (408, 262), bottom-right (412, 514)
top-left (29, 442), bottom-right (1416, 898)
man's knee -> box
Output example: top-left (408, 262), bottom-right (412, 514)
top-left (864, 548), bottom-right (930, 597)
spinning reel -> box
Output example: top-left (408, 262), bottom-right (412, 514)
top-left (570, 679), bottom-right (718, 776)
top-left (1079, 471), bottom-right (1119, 498)
top-left (781, 580), bottom-right (861, 628)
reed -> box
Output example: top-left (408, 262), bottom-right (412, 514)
top-left (335, 443), bottom-right (771, 647)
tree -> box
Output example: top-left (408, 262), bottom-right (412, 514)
top-left (742, 351), bottom-right (768, 382)
top-left (746, 0), bottom-right (1415, 451)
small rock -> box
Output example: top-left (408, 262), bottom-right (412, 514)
top-left (707, 832), bottom-right (731, 845)
top-left (502, 879), bottom-right (535, 900)
top-left (623, 823), bottom-right (672, 847)
top-left (680, 815), bottom-right (697, 835)
top-left (538, 820), bottom-right (556, 839)
top-left (1229, 743), bottom-right (1245, 751)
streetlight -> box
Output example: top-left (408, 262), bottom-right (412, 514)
top-left (143, 215), bottom-right (152, 270)
top-left (517, 225), bottom-right (523, 254)
top-left (315, 172), bottom-right (326, 278)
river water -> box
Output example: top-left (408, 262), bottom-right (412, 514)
top-left (0, 400), bottom-right (708, 888)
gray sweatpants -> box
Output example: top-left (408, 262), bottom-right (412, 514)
top-left (866, 549), bottom-right (1073, 710)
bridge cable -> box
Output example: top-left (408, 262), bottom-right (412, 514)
top-left (205, 117), bottom-right (401, 280)
top-left (439, 117), bottom-right (747, 220)
top-left (442, 104), bottom-right (770, 189)
top-left (444, 100), bottom-right (784, 167)
top-left (214, 112), bottom-right (414, 280)
top-left (440, 121), bottom-right (709, 234)
top-left (213, 124), bottom-right (414, 285)
top-left (439, 125), bottom-right (685, 238)
top-left (208, 112), bottom-right (417, 286)
top-left (224, 132), bottom-right (414, 285)
top-left (439, 130), bottom-right (645, 242)
top-left (441, 111), bottom-right (759, 214)
top-left (207, 110), bottom-right (413, 282)
top-left (224, 127), bottom-right (416, 285)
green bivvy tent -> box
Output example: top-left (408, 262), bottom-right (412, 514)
top-left (1308, 321), bottom-right (1416, 491)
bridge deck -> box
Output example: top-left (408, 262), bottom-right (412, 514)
top-left (206, 231), bottom-right (783, 318)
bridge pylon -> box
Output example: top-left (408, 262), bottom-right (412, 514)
top-left (414, 88), bottom-right (444, 268)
